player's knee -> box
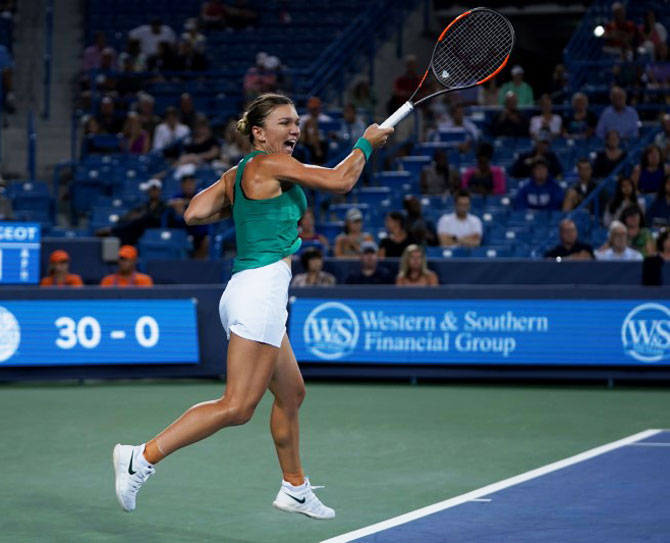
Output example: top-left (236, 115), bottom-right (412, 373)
top-left (296, 384), bottom-right (306, 408)
top-left (227, 402), bottom-right (257, 426)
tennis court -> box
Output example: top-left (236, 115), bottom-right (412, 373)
top-left (1, 381), bottom-right (668, 543)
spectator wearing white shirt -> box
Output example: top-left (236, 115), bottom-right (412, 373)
top-left (153, 107), bottom-right (191, 151)
top-left (128, 18), bottom-right (176, 57)
top-left (595, 220), bottom-right (643, 261)
top-left (530, 94), bottom-right (563, 138)
top-left (437, 190), bottom-right (482, 247)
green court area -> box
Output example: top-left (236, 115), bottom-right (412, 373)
top-left (0, 381), bottom-right (668, 543)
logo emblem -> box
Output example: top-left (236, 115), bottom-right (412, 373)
top-left (128, 452), bottom-right (136, 475)
top-left (0, 306), bottom-right (20, 362)
top-left (303, 302), bottom-right (359, 360)
top-left (284, 492), bottom-right (306, 504)
top-left (621, 303), bottom-right (670, 363)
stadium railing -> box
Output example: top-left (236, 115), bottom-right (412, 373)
top-left (43, 0), bottom-right (54, 119)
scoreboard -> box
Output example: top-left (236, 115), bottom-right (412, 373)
top-left (0, 299), bottom-right (200, 366)
top-left (0, 222), bottom-right (40, 284)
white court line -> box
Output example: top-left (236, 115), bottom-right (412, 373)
top-left (320, 429), bottom-right (664, 543)
top-left (628, 442), bottom-right (670, 447)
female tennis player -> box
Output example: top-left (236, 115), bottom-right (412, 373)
top-left (113, 93), bottom-right (392, 518)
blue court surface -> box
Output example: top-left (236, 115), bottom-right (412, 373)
top-left (322, 429), bottom-right (670, 543)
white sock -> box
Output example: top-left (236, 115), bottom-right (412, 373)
top-left (282, 478), bottom-right (308, 491)
top-left (134, 443), bottom-right (152, 469)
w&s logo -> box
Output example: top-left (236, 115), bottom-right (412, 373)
top-left (303, 302), bottom-right (359, 360)
top-left (621, 303), bottom-right (670, 363)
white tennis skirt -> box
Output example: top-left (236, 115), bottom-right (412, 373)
top-left (219, 259), bottom-right (291, 348)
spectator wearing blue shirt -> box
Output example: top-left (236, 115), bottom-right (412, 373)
top-left (595, 86), bottom-right (640, 139)
top-left (515, 157), bottom-right (564, 211)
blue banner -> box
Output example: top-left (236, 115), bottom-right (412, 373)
top-left (288, 298), bottom-right (670, 366)
top-left (0, 300), bottom-right (199, 366)
top-left (0, 222), bottom-right (40, 284)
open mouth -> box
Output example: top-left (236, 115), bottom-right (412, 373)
top-left (283, 139), bottom-right (296, 153)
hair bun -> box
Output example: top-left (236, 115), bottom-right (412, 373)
top-left (236, 114), bottom-right (250, 135)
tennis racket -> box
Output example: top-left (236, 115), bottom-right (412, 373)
top-left (380, 7), bottom-right (515, 129)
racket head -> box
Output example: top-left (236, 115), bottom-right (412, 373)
top-left (428, 7), bottom-right (514, 93)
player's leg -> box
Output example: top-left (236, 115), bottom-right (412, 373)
top-left (269, 334), bottom-right (335, 519)
top-left (268, 333), bottom-right (306, 485)
top-left (146, 333), bottom-right (279, 460)
top-left (113, 333), bottom-right (279, 512)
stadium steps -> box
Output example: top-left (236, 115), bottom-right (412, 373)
top-left (1, 0), bottom-right (81, 187)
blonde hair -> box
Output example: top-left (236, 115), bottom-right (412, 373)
top-left (236, 93), bottom-right (294, 143)
top-left (398, 244), bottom-right (428, 279)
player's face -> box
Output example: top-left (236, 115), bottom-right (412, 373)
top-left (259, 104), bottom-right (300, 155)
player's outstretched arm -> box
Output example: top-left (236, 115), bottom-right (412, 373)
top-left (184, 168), bottom-right (234, 225)
top-left (262, 124), bottom-right (393, 194)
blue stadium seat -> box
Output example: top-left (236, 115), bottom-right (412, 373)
top-left (436, 128), bottom-right (467, 143)
top-left (6, 181), bottom-right (50, 198)
top-left (11, 193), bottom-right (54, 223)
top-left (353, 187), bottom-right (394, 207)
top-left (471, 245), bottom-right (511, 258)
top-left (71, 180), bottom-right (108, 215)
top-left (316, 222), bottom-right (344, 244)
top-left (399, 156), bottom-right (432, 178)
top-left (414, 142), bottom-right (451, 159)
top-left (138, 228), bottom-right (191, 260)
top-left (372, 171), bottom-right (418, 195)
top-left (89, 206), bottom-right (128, 232)
top-left (426, 246), bottom-right (470, 258)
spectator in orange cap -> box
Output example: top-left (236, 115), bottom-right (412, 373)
top-left (100, 245), bottom-right (154, 287)
top-left (40, 250), bottom-right (84, 287)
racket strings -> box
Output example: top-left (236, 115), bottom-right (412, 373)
top-left (432, 10), bottom-right (513, 89)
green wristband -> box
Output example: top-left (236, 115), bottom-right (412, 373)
top-left (353, 137), bottom-right (373, 161)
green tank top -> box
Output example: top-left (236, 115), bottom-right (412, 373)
top-left (231, 150), bottom-right (307, 274)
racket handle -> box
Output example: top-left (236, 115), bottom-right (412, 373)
top-left (380, 102), bottom-right (415, 129)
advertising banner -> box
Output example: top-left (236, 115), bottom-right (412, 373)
top-left (289, 298), bottom-right (670, 366)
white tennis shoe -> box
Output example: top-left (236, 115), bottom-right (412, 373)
top-left (112, 443), bottom-right (155, 512)
top-left (272, 477), bottom-right (335, 520)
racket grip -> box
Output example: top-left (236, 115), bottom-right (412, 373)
top-left (380, 102), bottom-right (415, 129)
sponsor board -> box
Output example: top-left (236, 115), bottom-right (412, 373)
top-left (289, 299), bottom-right (670, 365)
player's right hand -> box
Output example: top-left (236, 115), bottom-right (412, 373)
top-left (363, 124), bottom-right (394, 149)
